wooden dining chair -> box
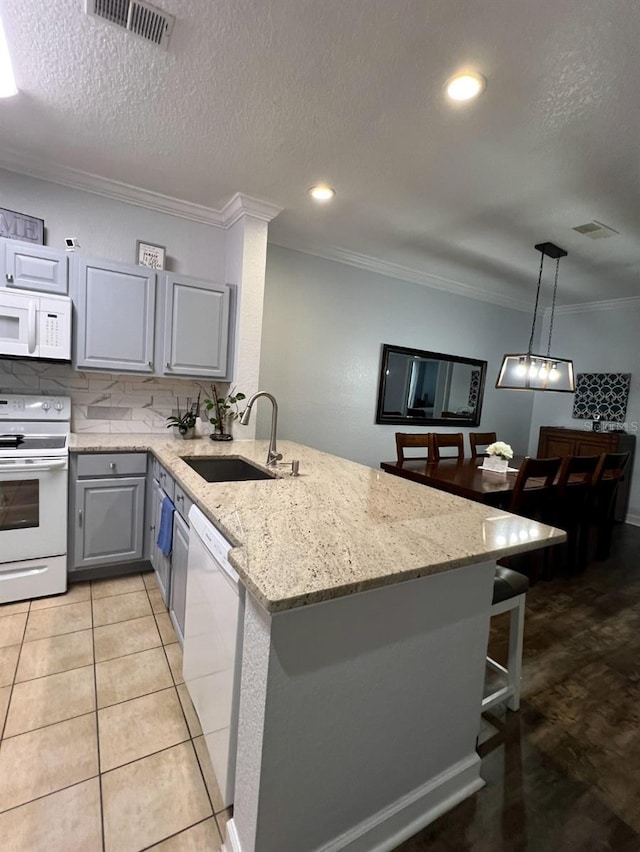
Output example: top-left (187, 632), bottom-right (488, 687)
top-left (554, 455), bottom-right (600, 573)
top-left (469, 431), bottom-right (497, 458)
top-left (431, 433), bottom-right (464, 461)
top-left (508, 456), bottom-right (562, 521)
top-left (395, 433), bottom-right (432, 465)
top-left (590, 452), bottom-right (630, 560)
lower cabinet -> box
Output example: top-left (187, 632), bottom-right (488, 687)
top-left (70, 453), bottom-right (147, 573)
top-left (150, 475), bottom-right (172, 604)
top-left (170, 512), bottom-right (189, 644)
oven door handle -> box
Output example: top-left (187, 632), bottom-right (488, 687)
top-left (0, 459), bottom-right (68, 473)
top-left (27, 300), bottom-right (37, 354)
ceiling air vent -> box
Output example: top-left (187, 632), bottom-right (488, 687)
top-left (86, 0), bottom-right (174, 48)
top-left (572, 220), bottom-right (619, 240)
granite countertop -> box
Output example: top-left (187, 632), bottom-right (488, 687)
top-left (70, 433), bottom-right (566, 613)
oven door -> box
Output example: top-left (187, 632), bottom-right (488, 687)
top-left (0, 291), bottom-right (38, 358)
top-left (0, 457), bottom-right (68, 564)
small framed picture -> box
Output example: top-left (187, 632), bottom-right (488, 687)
top-left (136, 240), bottom-right (166, 270)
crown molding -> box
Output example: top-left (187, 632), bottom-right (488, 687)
top-left (548, 296), bottom-right (640, 316)
top-left (270, 240), bottom-right (533, 312)
top-left (0, 149), bottom-right (281, 229)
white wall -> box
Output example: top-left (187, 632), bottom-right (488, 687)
top-left (259, 246), bottom-right (536, 467)
top-left (529, 303), bottom-right (640, 521)
top-left (0, 168), bottom-right (227, 280)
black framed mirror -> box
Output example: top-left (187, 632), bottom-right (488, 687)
top-left (376, 344), bottom-right (487, 427)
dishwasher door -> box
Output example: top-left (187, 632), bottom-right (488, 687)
top-left (183, 506), bottom-right (243, 809)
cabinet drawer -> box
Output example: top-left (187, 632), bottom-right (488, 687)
top-left (77, 453), bottom-right (148, 478)
top-left (174, 484), bottom-right (193, 523)
top-left (156, 465), bottom-right (175, 501)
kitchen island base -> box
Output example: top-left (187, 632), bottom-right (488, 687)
top-left (226, 559), bottom-right (495, 852)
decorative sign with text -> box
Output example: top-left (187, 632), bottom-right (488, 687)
top-left (0, 208), bottom-right (44, 244)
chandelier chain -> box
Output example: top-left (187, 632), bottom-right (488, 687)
top-left (547, 258), bottom-right (560, 356)
top-left (527, 252), bottom-right (545, 354)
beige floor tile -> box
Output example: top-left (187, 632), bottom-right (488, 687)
top-left (149, 817), bottom-right (222, 851)
top-left (94, 614), bottom-right (161, 663)
top-left (24, 601), bottom-right (91, 642)
top-left (0, 612), bottom-right (27, 648)
top-left (193, 735), bottom-right (225, 813)
top-left (92, 590), bottom-right (152, 627)
top-left (96, 646), bottom-right (172, 708)
top-left (176, 683), bottom-right (202, 738)
top-left (0, 644), bottom-right (20, 687)
top-left (92, 573), bottom-right (145, 599)
top-left (143, 571), bottom-right (160, 590)
top-left (0, 685), bottom-right (10, 733)
top-left (16, 629), bottom-right (93, 682)
top-left (4, 665), bottom-right (96, 737)
top-left (0, 600), bottom-right (29, 617)
top-left (102, 741), bottom-right (212, 852)
top-left (30, 582), bottom-right (91, 611)
top-left (0, 778), bottom-right (102, 852)
top-left (0, 713), bottom-right (98, 812)
top-left (98, 687), bottom-right (189, 772)
top-left (215, 808), bottom-right (232, 841)
top-left (156, 611), bottom-right (178, 644)
top-left (165, 642), bottom-right (184, 684)
top-left (148, 587), bottom-right (168, 613)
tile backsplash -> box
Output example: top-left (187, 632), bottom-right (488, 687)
top-left (0, 359), bottom-right (227, 434)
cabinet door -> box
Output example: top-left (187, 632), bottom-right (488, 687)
top-left (163, 274), bottom-right (230, 378)
top-left (74, 257), bottom-right (156, 372)
top-left (152, 478), bottom-right (171, 605)
top-left (2, 239), bottom-right (68, 295)
top-left (169, 511), bottom-right (189, 644)
top-left (74, 476), bottom-right (146, 568)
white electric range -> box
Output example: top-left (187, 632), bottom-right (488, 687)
top-left (0, 394), bottom-right (71, 604)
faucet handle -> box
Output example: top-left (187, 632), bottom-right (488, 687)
top-left (290, 460), bottom-right (300, 476)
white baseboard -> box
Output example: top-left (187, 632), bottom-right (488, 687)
top-left (225, 753), bottom-right (483, 852)
top-left (624, 514), bottom-right (640, 527)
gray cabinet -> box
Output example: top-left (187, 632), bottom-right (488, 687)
top-left (169, 511), bottom-right (189, 644)
top-left (162, 274), bottom-right (231, 378)
top-left (74, 257), bottom-right (156, 372)
top-left (1, 238), bottom-right (68, 295)
top-left (73, 476), bottom-right (146, 569)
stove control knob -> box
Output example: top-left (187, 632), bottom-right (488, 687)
top-left (41, 401), bottom-right (50, 412)
top-left (54, 402), bottom-right (64, 412)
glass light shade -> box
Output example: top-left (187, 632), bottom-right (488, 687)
top-left (0, 16), bottom-right (18, 98)
top-left (495, 354), bottom-right (575, 392)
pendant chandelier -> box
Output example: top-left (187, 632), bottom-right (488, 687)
top-left (496, 242), bottom-right (575, 392)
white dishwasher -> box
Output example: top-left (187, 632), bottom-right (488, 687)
top-left (183, 506), bottom-right (244, 809)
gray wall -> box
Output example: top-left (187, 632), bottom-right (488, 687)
top-left (259, 246), bottom-right (536, 467)
top-left (529, 303), bottom-right (640, 522)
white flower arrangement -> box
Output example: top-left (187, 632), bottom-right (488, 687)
top-left (486, 441), bottom-right (513, 460)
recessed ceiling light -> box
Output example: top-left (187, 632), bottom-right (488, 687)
top-left (445, 72), bottom-right (486, 102)
top-left (0, 15), bottom-right (18, 99)
top-left (309, 184), bottom-right (335, 202)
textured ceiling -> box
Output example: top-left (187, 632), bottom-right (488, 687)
top-left (1, 0), bottom-right (639, 306)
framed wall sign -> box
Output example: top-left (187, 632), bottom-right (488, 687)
top-left (0, 208), bottom-right (44, 244)
top-left (136, 240), bottom-right (166, 270)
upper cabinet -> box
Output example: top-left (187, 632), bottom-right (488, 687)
top-left (1, 238), bottom-right (69, 295)
top-left (73, 257), bottom-right (156, 373)
top-left (162, 274), bottom-right (230, 378)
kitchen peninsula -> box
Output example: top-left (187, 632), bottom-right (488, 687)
top-left (70, 434), bottom-right (565, 852)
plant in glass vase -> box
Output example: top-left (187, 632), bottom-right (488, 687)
top-left (166, 393), bottom-right (200, 439)
top-left (204, 385), bottom-right (246, 441)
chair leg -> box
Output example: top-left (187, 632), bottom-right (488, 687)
top-left (506, 594), bottom-right (526, 711)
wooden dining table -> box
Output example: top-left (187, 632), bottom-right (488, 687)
top-left (380, 456), bottom-right (525, 507)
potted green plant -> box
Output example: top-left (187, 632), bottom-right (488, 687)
top-left (166, 394), bottom-right (200, 439)
top-left (204, 385), bottom-right (246, 441)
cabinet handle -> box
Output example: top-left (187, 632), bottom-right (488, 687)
top-left (150, 524), bottom-right (156, 532)
top-left (148, 361), bottom-right (152, 368)
top-left (109, 462), bottom-right (116, 470)
top-left (165, 362), bottom-right (171, 369)
top-left (78, 509), bottom-right (83, 528)
top-left (5, 273), bottom-right (14, 283)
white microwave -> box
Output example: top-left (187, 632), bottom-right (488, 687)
top-left (0, 287), bottom-right (72, 361)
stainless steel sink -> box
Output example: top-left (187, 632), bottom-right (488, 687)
top-left (181, 456), bottom-right (275, 482)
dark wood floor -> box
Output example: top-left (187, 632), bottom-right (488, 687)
top-left (397, 523), bottom-right (640, 852)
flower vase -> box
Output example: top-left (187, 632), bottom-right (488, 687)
top-left (210, 415), bottom-right (233, 442)
top-left (482, 456), bottom-right (509, 473)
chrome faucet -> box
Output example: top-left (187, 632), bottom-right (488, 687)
top-left (240, 391), bottom-right (283, 466)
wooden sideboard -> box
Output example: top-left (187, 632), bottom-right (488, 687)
top-left (537, 426), bottom-right (636, 522)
